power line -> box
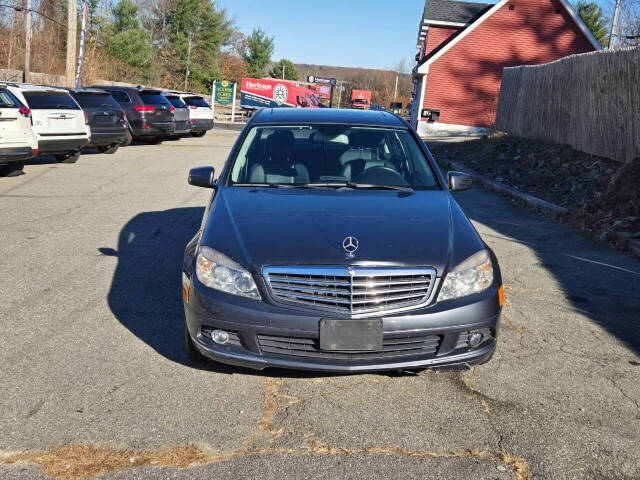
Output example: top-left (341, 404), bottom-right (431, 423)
top-left (0, 3), bottom-right (66, 29)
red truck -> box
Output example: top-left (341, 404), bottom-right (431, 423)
top-left (350, 90), bottom-right (371, 110)
top-left (240, 78), bottom-right (318, 109)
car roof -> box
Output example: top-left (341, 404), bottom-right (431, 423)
top-left (65, 87), bottom-right (110, 95)
top-left (249, 108), bottom-right (407, 128)
top-left (1, 82), bottom-right (69, 94)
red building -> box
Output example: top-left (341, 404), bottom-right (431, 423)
top-left (410, 0), bottom-right (600, 135)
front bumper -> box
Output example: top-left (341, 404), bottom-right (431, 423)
top-left (0, 147), bottom-right (36, 165)
top-left (38, 137), bottom-right (89, 154)
top-left (190, 119), bottom-right (214, 131)
top-left (174, 120), bottom-right (190, 134)
top-left (132, 122), bottom-right (175, 138)
top-left (89, 128), bottom-right (128, 146)
top-left (185, 279), bottom-right (501, 372)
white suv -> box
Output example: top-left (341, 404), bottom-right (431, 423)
top-left (0, 85), bottom-right (38, 176)
top-left (6, 84), bottom-right (90, 163)
top-left (172, 92), bottom-right (214, 137)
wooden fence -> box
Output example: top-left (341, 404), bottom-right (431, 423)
top-left (495, 48), bottom-right (640, 163)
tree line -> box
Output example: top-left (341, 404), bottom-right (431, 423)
top-left (0, 0), bottom-right (286, 93)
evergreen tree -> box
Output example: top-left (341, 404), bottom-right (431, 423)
top-left (574, 0), bottom-right (609, 46)
top-left (167, 0), bottom-right (232, 92)
top-left (269, 59), bottom-right (298, 80)
top-left (106, 0), bottom-right (154, 80)
top-left (244, 28), bottom-right (274, 78)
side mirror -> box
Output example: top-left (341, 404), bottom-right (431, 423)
top-left (448, 171), bottom-right (472, 192)
top-left (188, 166), bottom-right (216, 188)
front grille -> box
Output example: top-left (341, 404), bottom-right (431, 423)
top-left (263, 266), bottom-right (436, 316)
top-left (257, 334), bottom-right (441, 361)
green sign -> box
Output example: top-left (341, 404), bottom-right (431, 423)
top-left (214, 80), bottom-right (234, 105)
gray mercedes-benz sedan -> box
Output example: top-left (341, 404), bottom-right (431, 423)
top-left (182, 108), bottom-right (503, 372)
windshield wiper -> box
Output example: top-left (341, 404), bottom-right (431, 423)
top-left (343, 182), bottom-right (413, 191)
top-left (232, 183), bottom-right (413, 191)
top-left (232, 183), bottom-right (305, 188)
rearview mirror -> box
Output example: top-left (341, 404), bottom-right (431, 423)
top-left (448, 171), bottom-right (472, 192)
top-left (188, 166), bottom-right (216, 188)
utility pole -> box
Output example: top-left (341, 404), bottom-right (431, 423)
top-left (184, 34), bottom-right (192, 91)
top-left (393, 75), bottom-right (398, 102)
top-left (65, 0), bottom-right (77, 88)
top-left (23, 0), bottom-right (31, 83)
top-left (609, 0), bottom-right (622, 49)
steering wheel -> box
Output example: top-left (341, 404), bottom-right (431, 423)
top-left (354, 166), bottom-right (409, 186)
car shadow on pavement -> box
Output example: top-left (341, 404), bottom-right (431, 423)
top-left (99, 207), bottom-right (343, 378)
top-left (455, 190), bottom-right (640, 357)
top-left (99, 207), bottom-right (203, 369)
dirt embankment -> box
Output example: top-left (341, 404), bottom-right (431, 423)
top-left (429, 133), bottom-right (640, 255)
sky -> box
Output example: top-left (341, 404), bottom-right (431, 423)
top-left (218, 0), bottom-right (615, 71)
top-left (218, 0), bottom-right (426, 70)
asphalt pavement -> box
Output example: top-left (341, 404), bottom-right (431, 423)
top-left (1, 131), bottom-right (638, 479)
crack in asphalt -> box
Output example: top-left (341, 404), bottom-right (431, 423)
top-left (2, 374), bottom-right (531, 480)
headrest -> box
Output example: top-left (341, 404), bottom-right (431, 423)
top-left (348, 130), bottom-right (385, 148)
top-left (310, 131), bottom-right (349, 145)
top-left (266, 130), bottom-right (294, 152)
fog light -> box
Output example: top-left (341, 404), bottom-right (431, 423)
top-left (211, 329), bottom-right (229, 345)
top-left (468, 332), bottom-right (484, 347)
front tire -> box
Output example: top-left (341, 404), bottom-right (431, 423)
top-left (0, 162), bottom-right (25, 177)
top-left (97, 144), bottom-right (119, 154)
top-left (185, 324), bottom-right (206, 364)
top-left (122, 129), bottom-right (133, 146)
top-left (55, 151), bottom-right (81, 163)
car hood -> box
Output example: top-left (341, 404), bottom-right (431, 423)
top-left (200, 187), bottom-right (485, 276)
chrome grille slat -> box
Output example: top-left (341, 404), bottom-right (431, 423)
top-left (271, 283), bottom-right (351, 296)
top-left (269, 276), bottom-right (351, 287)
top-left (273, 291), bottom-right (352, 305)
top-left (263, 266), bottom-right (436, 316)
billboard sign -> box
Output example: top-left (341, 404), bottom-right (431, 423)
top-left (307, 75), bottom-right (337, 86)
top-left (241, 78), bottom-right (296, 108)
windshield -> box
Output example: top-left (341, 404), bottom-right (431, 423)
top-left (184, 96), bottom-right (209, 108)
top-left (165, 96), bottom-right (187, 108)
top-left (0, 89), bottom-right (22, 108)
top-left (228, 125), bottom-right (439, 189)
top-left (353, 99), bottom-right (368, 104)
top-left (72, 93), bottom-right (120, 109)
top-left (22, 92), bottom-right (80, 110)
top-left (139, 92), bottom-right (172, 106)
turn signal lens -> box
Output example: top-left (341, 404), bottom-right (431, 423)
top-left (498, 285), bottom-right (504, 307)
top-left (19, 106), bottom-right (31, 117)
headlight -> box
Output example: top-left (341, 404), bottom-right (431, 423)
top-left (438, 250), bottom-right (493, 302)
top-left (196, 246), bottom-right (261, 300)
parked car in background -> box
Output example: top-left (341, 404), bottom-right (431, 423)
top-left (173, 93), bottom-right (213, 137)
top-left (0, 84), bottom-right (37, 176)
top-left (6, 83), bottom-right (89, 163)
top-left (92, 86), bottom-right (175, 144)
top-left (67, 88), bottom-right (128, 154)
top-left (161, 93), bottom-right (190, 139)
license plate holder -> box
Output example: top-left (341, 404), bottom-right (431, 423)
top-left (319, 319), bottom-right (383, 351)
